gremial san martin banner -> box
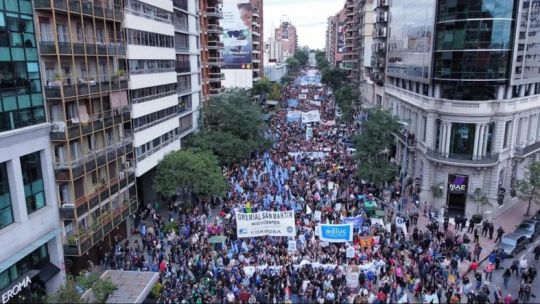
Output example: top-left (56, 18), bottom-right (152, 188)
top-left (236, 210), bottom-right (296, 238)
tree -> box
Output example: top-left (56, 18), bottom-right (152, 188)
top-left (268, 82), bottom-right (282, 100)
top-left (321, 68), bottom-right (347, 91)
top-left (353, 109), bottom-right (400, 187)
top-left (285, 57), bottom-right (301, 75)
top-left (281, 74), bottom-right (295, 84)
top-left (335, 84), bottom-right (360, 125)
top-left (186, 130), bottom-right (253, 166)
top-left (294, 50), bottom-right (309, 67)
top-left (154, 150), bottom-right (228, 199)
top-left (49, 273), bottom-right (117, 304)
top-left (48, 277), bottom-right (83, 303)
top-left (92, 277), bottom-right (117, 303)
top-left (516, 161), bottom-right (540, 215)
top-left (252, 77), bottom-right (272, 101)
top-left (468, 188), bottom-right (492, 215)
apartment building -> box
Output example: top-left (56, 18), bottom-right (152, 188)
top-left (274, 21), bottom-right (297, 62)
top-left (325, 8), bottom-right (346, 68)
top-left (0, 0), bottom-right (65, 299)
top-left (200, 0), bottom-right (225, 103)
top-left (368, 0), bottom-right (387, 105)
top-left (385, 0), bottom-right (540, 219)
top-left (34, 0), bottom-right (137, 273)
top-left (341, 0), bottom-right (357, 80)
top-left (251, 0), bottom-right (262, 81)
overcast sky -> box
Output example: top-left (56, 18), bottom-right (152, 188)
top-left (263, 0), bottom-right (344, 50)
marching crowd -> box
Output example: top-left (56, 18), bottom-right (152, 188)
top-left (100, 69), bottom-right (536, 304)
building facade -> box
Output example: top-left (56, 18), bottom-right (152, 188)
top-left (34, 0), bottom-right (137, 273)
top-left (386, 0), bottom-right (540, 219)
top-left (199, 0), bottom-right (225, 103)
top-left (325, 8), bottom-right (346, 68)
top-left (274, 21), bottom-right (297, 62)
top-left (341, 0), bottom-right (357, 80)
top-left (251, 0), bottom-right (263, 81)
top-left (0, 0), bottom-right (66, 299)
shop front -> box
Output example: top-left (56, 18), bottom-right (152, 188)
top-left (0, 244), bottom-right (60, 303)
top-left (446, 174), bottom-right (469, 217)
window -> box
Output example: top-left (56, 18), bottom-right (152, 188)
top-left (0, 243), bottom-right (48, 290)
top-left (21, 151), bottom-right (46, 214)
top-left (133, 105), bottom-right (178, 131)
top-left (129, 83), bottom-right (177, 103)
top-left (0, 162), bottom-right (13, 229)
top-left (128, 59), bottom-right (175, 74)
top-left (174, 33), bottom-right (189, 51)
top-left (126, 29), bottom-right (173, 48)
top-left (126, 0), bottom-right (172, 24)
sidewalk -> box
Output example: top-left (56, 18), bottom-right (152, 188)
top-left (413, 200), bottom-right (535, 275)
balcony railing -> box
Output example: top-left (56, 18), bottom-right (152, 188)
top-left (175, 45), bottom-right (189, 53)
top-left (515, 141), bottom-right (540, 157)
top-left (33, 0), bottom-right (122, 21)
top-left (137, 133), bottom-right (182, 162)
top-left (426, 148), bottom-right (499, 165)
top-left (43, 73), bottom-right (128, 99)
top-left (38, 33), bottom-right (125, 56)
top-left (55, 136), bottom-right (133, 169)
top-left (175, 65), bottom-right (191, 73)
top-left (177, 85), bottom-right (192, 94)
top-left (206, 8), bottom-right (223, 18)
top-left (129, 67), bottom-right (175, 75)
top-left (207, 24), bottom-right (223, 34)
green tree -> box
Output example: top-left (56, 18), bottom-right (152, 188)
top-left (186, 130), bottom-right (253, 166)
top-left (268, 82), bottom-right (282, 100)
top-left (286, 57), bottom-right (301, 75)
top-left (321, 68), bottom-right (347, 91)
top-left (281, 74), bottom-right (295, 84)
top-left (48, 277), bottom-right (83, 304)
top-left (468, 187), bottom-right (492, 215)
top-left (353, 109), bottom-right (400, 187)
top-left (92, 277), bottom-right (117, 303)
top-left (294, 50), bottom-right (309, 67)
top-left (335, 84), bottom-right (360, 125)
top-left (154, 150), bottom-right (228, 198)
top-left (252, 77), bottom-right (272, 101)
top-left (516, 161), bottom-right (540, 215)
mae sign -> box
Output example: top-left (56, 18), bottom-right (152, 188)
top-left (448, 174), bottom-right (469, 193)
top-left (2, 276), bottom-right (31, 303)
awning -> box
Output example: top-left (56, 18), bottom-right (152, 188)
top-left (38, 262), bottom-right (61, 282)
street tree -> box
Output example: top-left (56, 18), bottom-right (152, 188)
top-left (353, 109), bottom-right (400, 188)
top-left (187, 130), bottom-right (253, 166)
top-left (281, 74), bottom-right (295, 84)
top-left (252, 77), bottom-right (272, 101)
top-left (47, 277), bottom-right (83, 303)
top-left (335, 84), bottom-right (360, 125)
top-left (468, 187), bottom-right (492, 215)
top-left (153, 149), bottom-right (228, 199)
top-left (294, 50), bottom-right (309, 67)
top-left (286, 57), bottom-right (301, 75)
top-left (516, 161), bottom-right (540, 215)
top-left (321, 68), bottom-right (347, 91)
top-left (268, 82), bottom-right (282, 100)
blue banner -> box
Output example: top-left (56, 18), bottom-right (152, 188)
top-left (342, 216), bottom-right (363, 229)
top-left (318, 224), bottom-right (353, 243)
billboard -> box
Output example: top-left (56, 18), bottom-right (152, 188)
top-left (236, 211), bottom-right (296, 238)
top-left (222, 0), bottom-right (253, 69)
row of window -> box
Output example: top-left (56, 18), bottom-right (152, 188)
top-left (133, 105), bottom-right (178, 131)
top-left (0, 151), bottom-right (47, 230)
top-left (436, 20), bottom-right (513, 51)
top-left (129, 82), bottom-right (177, 103)
top-left (128, 59), bottom-right (175, 74)
top-left (126, 29), bottom-right (174, 48)
top-left (0, 243), bottom-right (48, 291)
top-left (125, 0), bottom-right (172, 24)
top-left (135, 128), bottom-right (180, 160)
top-left (438, 0), bottom-right (515, 21)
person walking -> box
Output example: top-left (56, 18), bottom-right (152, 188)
top-left (488, 222), bottom-right (494, 240)
top-left (520, 257), bottom-right (529, 275)
top-left (503, 268), bottom-right (512, 288)
top-left (474, 228), bottom-right (480, 243)
top-left (495, 226), bottom-right (505, 243)
top-left (534, 244), bottom-right (540, 263)
top-left (484, 262), bottom-right (494, 281)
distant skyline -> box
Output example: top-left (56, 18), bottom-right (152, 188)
top-left (263, 0), bottom-right (344, 50)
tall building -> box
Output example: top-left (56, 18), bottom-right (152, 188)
top-left (325, 8), bottom-right (346, 68)
top-left (222, 0), bottom-right (262, 88)
top-left (370, 0), bottom-right (387, 90)
top-left (341, 0), bottom-right (357, 80)
top-left (0, 0), bottom-right (65, 298)
top-left (200, 0), bottom-right (225, 103)
top-left (266, 35), bottom-right (282, 63)
top-left (34, 0), bottom-right (137, 273)
top-left (274, 21), bottom-right (297, 61)
top-left (386, 0), bottom-right (540, 218)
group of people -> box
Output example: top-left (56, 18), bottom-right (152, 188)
top-left (98, 69), bottom-right (533, 304)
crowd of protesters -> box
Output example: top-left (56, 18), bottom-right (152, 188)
top-left (97, 69), bottom-right (537, 304)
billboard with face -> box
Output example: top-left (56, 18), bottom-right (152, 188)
top-left (222, 0), bottom-right (253, 69)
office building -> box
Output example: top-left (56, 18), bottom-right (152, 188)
top-left (222, 0), bottom-right (262, 88)
top-left (0, 0), bottom-right (66, 299)
top-left (274, 21), bottom-right (297, 61)
top-left (200, 0), bottom-right (225, 103)
top-left (34, 0), bottom-right (137, 273)
top-left (386, 0), bottom-right (540, 218)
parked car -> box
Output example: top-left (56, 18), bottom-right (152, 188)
top-left (498, 232), bottom-right (529, 258)
top-left (514, 219), bottom-right (540, 241)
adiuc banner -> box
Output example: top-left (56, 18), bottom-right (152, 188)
top-left (236, 210), bottom-right (296, 238)
top-left (317, 223), bottom-right (353, 243)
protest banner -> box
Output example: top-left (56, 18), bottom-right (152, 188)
top-left (346, 265), bottom-right (360, 289)
top-left (342, 216), bottom-right (363, 229)
top-left (236, 211), bottom-right (295, 238)
top-left (317, 223), bottom-right (353, 243)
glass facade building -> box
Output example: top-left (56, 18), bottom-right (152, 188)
top-left (0, 0), bottom-right (45, 132)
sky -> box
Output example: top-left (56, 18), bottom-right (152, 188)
top-left (263, 0), bottom-right (344, 50)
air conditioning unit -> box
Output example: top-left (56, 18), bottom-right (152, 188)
top-left (62, 203), bottom-right (75, 208)
top-left (52, 121), bottom-right (66, 132)
top-left (123, 161), bottom-right (131, 169)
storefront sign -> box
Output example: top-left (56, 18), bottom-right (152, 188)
top-left (236, 211), bottom-right (296, 238)
top-left (2, 276), bottom-right (31, 304)
top-left (317, 223), bottom-right (353, 243)
top-left (448, 174), bottom-right (469, 193)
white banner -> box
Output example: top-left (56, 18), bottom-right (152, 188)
top-left (346, 265), bottom-right (360, 289)
top-left (298, 93), bottom-right (307, 99)
top-left (301, 89), bottom-right (309, 93)
top-left (308, 100), bottom-right (322, 107)
top-left (301, 110), bottom-right (321, 124)
top-left (236, 211), bottom-right (296, 238)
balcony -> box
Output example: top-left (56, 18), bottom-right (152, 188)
top-left (376, 0), bottom-right (389, 8)
top-left (209, 72), bottom-right (225, 82)
top-left (426, 148), bottom-right (499, 166)
top-left (33, 0), bottom-right (122, 22)
top-left (206, 8), bottom-right (223, 18)
top-left (207, 24), bottom-right (223, 34)
top-left (44, 74), bottom-right (128, 100)
top-left (515, 141), bottom-right (540, 157)
top-left (177, 85), bottom-right (192, 95)
top-left (176, 64), bottom-right (191, 74)
top-left (393, 131), bottom-right (416, 148)
top-left (173, 0), bottom-right (188, 10)
top-left (207, 41), bottom-right (224, 49)
top-left (207, 57), bottom-right (224, 66)
top-left (210, 87), bottom-right (226, 96)
top-left (252, 31), bottom-right (260, 37)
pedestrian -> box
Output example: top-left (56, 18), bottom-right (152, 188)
top-left (503, 268), bottom-right (511, 288)
top-left (534, 244), bottom-right (540, 262)
top-left (520, 257), bottom-right (529, 275)
top-left (511, 260), bottom-right (519, 278)
top-left (475, 271), bottom-right (482, 290)
top-left (488, 222), bottom-right (494, 239)
top-left (482, 220), bottom-right (489, 237)
top-left (473, 228), bottom-right (479, 243)
top-left (484, 262), bottom-right (494, 281)
top-left (504, 294), bottom-right (513, 304)
top-left (467, 218), bottom-right (475, 233)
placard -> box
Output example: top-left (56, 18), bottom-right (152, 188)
top-left (236, 211), bottom-right (296, 238)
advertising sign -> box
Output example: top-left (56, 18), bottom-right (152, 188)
top-left (222, 0), bottom-right (252, 69)
top-left (448, 174), bottom-right (469, 193)
top-left (236, 211), bottom-right (296, 238)
top-left (342, 216), bottom-right (363, 229)
top-left (318, 223), bottom-right (353, 243)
